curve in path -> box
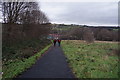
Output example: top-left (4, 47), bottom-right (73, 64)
top-left (17, 46), bottom-right (75, 78)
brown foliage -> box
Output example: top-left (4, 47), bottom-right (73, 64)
top-left (2, 23), bottom-right (51, 43)
top-left (83, 28), bottom-right (94, 43)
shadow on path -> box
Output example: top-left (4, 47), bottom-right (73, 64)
top-left (17, 46), bottom-right (75, 78)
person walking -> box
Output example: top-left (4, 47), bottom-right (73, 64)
top-left (53, 39), bottom-right (57, 47)
top-left (57, 39), bottom-right (61, 47)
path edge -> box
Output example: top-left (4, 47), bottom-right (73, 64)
top-left (13, 44), bottom-right (52, 79)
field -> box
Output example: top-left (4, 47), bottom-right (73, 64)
top-left (62, 40), bottom-right (119, 78)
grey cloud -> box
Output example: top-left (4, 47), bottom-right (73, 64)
top-left (41, 2), bottom-right (118, 26)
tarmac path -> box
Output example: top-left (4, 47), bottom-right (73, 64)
top-left (18, 45), bottom-right (75, 78)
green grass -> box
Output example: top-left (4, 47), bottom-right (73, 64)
top-left (113, 29), bottom-right (119, 31)
top-left (2, 44), bottom-right (51, 78)
top-left (62, 40), bottom-right (119, 78)
top-left (52, 26), bottom-right (74, 31)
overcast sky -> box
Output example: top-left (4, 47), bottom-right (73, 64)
top-left (0, 0), bottom-right (119, 26)
top-left (39, 0), bottom-right (119, 26)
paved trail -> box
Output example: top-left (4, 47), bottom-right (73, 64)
top-left (18, 45), bottom-right (75, 78)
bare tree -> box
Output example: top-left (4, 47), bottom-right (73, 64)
top-left (112, 30), bottom-right (118, 41)
top-left (1, 2), bottom-right (49, 24)
top-left (83, 28), bottom-right (94, 43)
top-left (2, 2), bottom-right (28, 23)
top-left (72, 27), bottom-right (84, 40)
top-left (97, 29), bottom-right (113, 41)
top-left (18, 2), bottom-right (49, 24)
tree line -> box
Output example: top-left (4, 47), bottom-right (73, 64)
top-left (60, 27), bottom-right (119, 43)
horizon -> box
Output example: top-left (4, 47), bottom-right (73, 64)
top-left (0, 22), bottom-right (118, 27)
top-left (51, 22), bottom-right (118, 27)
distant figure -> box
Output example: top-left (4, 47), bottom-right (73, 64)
top-left (57, 39), bottom-right (61, 46)
top-left (53, 39), bottom-right (57, 46)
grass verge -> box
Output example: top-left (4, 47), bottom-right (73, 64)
top-left (62, 40), bottom-right (119, 78)
top-left (2, 44), bottom-right (51, 78)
